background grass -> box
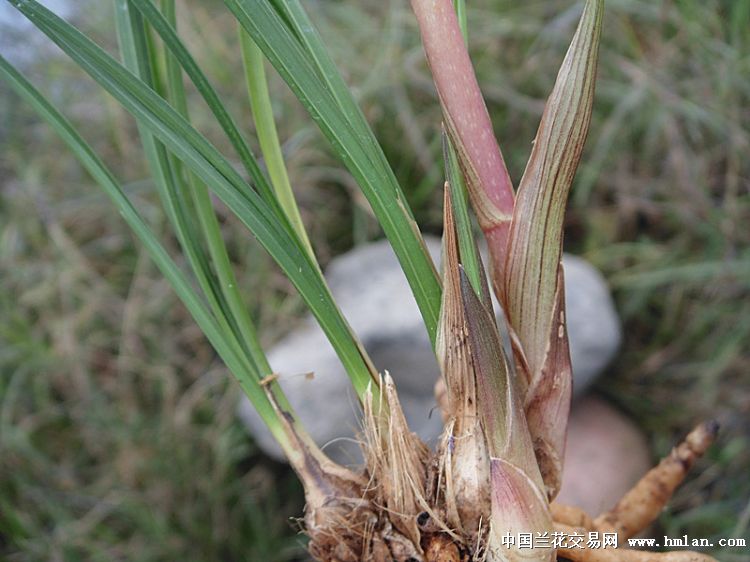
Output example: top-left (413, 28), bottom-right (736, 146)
top-left (1, 0), bottom-right (748, 560)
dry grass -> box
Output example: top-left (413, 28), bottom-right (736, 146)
top-left (1, 0), bottom-right (748, 560)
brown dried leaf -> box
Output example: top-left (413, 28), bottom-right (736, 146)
top-left (362, 374), bottom-right (432, 548)
top-left (436, 186), bottom-right (491, 536)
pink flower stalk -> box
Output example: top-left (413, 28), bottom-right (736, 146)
top-left (413, 0), bottom-right (604, 498)
top-left (410, 0), bottom-right (515, 284)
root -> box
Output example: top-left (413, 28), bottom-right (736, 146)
top-left (554, 523), bottom-right (715, 562)
top-left (558, 545), bottom-right (716, 561)
top-left (593, 422), bottom-right (719, 539)
top-left (550, 422), bottom-right (719, 562)
top-left (551, 503), bottom-right (594, 530)
top-left (302, 373), bottom-right (719, 562)
top-left (303, 419), bottom-right (719, 561)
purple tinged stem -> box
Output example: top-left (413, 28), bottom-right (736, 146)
top-left (411, 0), bottom-right (515, 279)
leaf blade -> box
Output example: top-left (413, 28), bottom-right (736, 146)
top-left (8, 0), bottom-right (379, 398)
top-left (0, 54), bottom-right (293, 446)
top-left (239, 29), bottom-right (314, 259)
top-left (227, 0), bottom-right (443, 345)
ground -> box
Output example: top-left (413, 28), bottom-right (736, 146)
top-left (0, 1), bottom-right (748, 561)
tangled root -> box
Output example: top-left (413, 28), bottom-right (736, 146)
top-left (284, 353), bottom-right (719, 562)
top-left (307, 501), bottom-right (423, 562)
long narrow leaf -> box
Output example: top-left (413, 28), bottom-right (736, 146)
top-left (8, 0), bottom-right (379, 398)
top-left (268, 0), bottom-right (387, 150)
top-left (226, 0), bottom-right (443, 345)
top-left (153, 0), bottom-right (276, 384)
top-left (128, 0), bottom-right (279, 209)
top-left (125, 0), bottom-right (298, 382)
top-left (442, 130), bottom-right (482, 296)
top-left (113, 0), bottom-right (247, 370)
top-left (239, 29), bottom-right (314, 259)
top-left (116, 0), bottom-right (274, 384)
top-left (0, 54), bottom-right (298, 450)
top-left (1, 54), bottom-right (373, 528)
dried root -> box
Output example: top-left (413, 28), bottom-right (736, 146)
top-left (553, 523), bottom-right (715, 561)
top-left (551, 503), bottom-right (594, 530)
top-left (593, 421), bottom-right (719, 539)
top-left (270, 320), bottom-right (718, 562)
top-left (550, 422), bottom-right (719, 562)
top-left (300, 403), bottom-right (719, 561)
top-left (301, 413), bottom-right (718, 561)
top-left (308, 373), bottom-right (472, 562)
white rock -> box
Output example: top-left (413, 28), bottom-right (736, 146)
top-left (239, 237), bottom-right (622, 464)
top-left (562, 254), bottom-right (623, 395)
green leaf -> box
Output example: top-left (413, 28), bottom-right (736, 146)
top-left (0, 54), bottom-right (294, 448)
top-left (151, 0), bottom-right (274, 381)
top-left (226, 0), bottom-right (442, 345)
top-left (113, 0), bottom-right (248, 371)
top-left (8, 0), bottom-right (378, 399)
top-left (239, 29), bottom-right (314, 259)
top-left (128, 0), bottom-right (278, 209)
top-left (442, 130), bottom-right (482, 297)
top-left (454, 0), bottom-right (467, 42)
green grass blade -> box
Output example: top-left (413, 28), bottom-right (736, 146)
top-left (8, 0), bottom-right (378, 398)
top-left (115, 0), bottom-right (271, 380)
top-left (159, 0), bottom-right (182, 106)
top-left (239, 29), bottom-right (315, 260)
top-left (127, 0), bottom-right (303, 382)
top-left (113, 0), bottom-right (241, 364)
top-left (128, 0), bottom-right (279, 209)
top-left (454, 0), bottom-right (467, 41)
top-left (156, 0), bottom-right (273, 379)
top-left (266, 0), bottom-right (363, 128)
top-left (0, 54), bottom-right (294, 449)
top-left (226, 0), bottom-right (443, 345)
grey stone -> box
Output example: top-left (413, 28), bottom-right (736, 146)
top-left (562, 254), bottom-right (623, 395)
top-left (239, 237), bottom-right (621, 464)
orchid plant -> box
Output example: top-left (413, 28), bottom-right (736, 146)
top-left (0, 0), bottom-right (718, 560)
